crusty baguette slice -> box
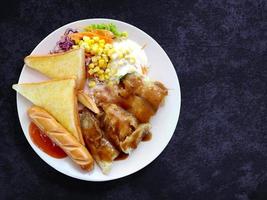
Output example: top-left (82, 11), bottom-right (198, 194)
top-left (24, 48), bottom-right (85, 90)
top-left (28, 106), bottom-right (94, 170)
top-left (12, 78), bottom-right (84, 145)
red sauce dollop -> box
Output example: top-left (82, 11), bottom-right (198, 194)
top-left (29, 122), bottom-right (67, 158)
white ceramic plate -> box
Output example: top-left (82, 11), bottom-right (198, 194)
top-left (16, 19), bottom-right (181, 181)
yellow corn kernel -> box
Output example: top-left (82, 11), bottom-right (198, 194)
top-left (107, 81), bottom-right (113, 86)
top-left (99, 40), bottom-right (105, 47)
top-left (105, 43), bottom-right (112, 49)
top-left (78, 40), bottom-right (84, 46)
top-left (98, 59), bottom-right (106, 67)
top-left (88, 39), bottom-right (94, 45)
top-left (129, 57), bottom-right (136, 64)
top-left (102, 54), bottom-right (108, 62)
top-left (104, 74), bottom-right (110, 80)
top-left (83, 36), bottom-right (90, 42)
top-left (118, 53), bottom-right (124, 59)
top-left (88, 80), bottom-right (96, 88)
top-left (108, 49), bottom-right (115, 56)
top-left (93, 43), bottom-right (99, 48)
top-left (89, 63), bottom-right (95, 69)
top-left (91, 44), bottom-right (99, 54)
top-left (111, 68), bottom-right (117, 75)
top-left (99, 39), bottom-right (105, 44)
top-left (105, 68), bottom-right (111, 74)
top-left (85, 46), bottom-right (90, 53)
top-left (91, 56), bottom-right (98, 63)
top-left (98, 69), bottom-right (104, 74)
top-left (97, 47), bottom-right (103, 55)
top-left (93, 66), bottom-right (100, 72)
top-left (103, 47), bottom-right (109, 52)
top-left (93, 36), bottom-right (100, 42)
top-left (81, 43), bottom-right (89, 50)
top-left (72, 45), bottom-right (79, 49)
top-left (118, 60), bottom-right (124, 66)
top-left (88, 69), bottom-right (94, 75)
top-left (124, 49), bottom-right (130, 54)
top-left (99, 74), bottom-right (105, 81)
top-left (103, 48), bottom-right (109, 54)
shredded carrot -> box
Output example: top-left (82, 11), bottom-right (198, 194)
top-left (68, 31), bottom-right (113, 43)
top-left (90, 29), bottom-right (114, 39)
top-left (68, 33), bottom-right (84, 40)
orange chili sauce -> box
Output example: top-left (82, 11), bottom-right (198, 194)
top-left (29, 122), bottom-right (67, 158)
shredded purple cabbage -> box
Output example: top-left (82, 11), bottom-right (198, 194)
top-left (85, 57), bottom-right (91, 66)
top-left (51, 28), bottom-right (78, 53)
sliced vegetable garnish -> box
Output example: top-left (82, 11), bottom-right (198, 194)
top-left (51, 23), bottom-right (145, 87)
top-left (84, 23), bottom-right (128, 38)
top-left (51, 28), bottom-right (77, 53)
top-left (68, 31), bottom-right (113, 43)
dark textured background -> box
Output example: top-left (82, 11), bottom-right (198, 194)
top-left (0, 0), bottom-right (266, 199)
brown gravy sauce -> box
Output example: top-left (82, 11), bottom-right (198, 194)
top-left (115, 153), bottom-right (129, 161)
top-left (142, 132), bottom-right (152, 141)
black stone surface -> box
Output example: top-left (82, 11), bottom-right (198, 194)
top-left (0, 0), bottom-right (266, 199)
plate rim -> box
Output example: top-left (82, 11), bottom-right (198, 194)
top-left (16, 18), bottom-right (181, 181)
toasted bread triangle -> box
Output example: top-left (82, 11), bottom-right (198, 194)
top-left (24, 48), bottom-right (85, 90)
top-left (13, 78), bottom-right (84, 144)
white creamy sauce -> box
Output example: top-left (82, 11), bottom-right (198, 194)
top-left (109, 39), bottom-right (148, 80)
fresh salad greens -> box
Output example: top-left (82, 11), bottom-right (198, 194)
top-left (84, 23), bottom-right (128, 38)
top-left (52, 23), bottom-right (135, 86)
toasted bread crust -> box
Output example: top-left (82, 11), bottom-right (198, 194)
top-left (24, 48), bottom-right (86, 90)
top-left (13, 78), bottom-right (84, 145)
